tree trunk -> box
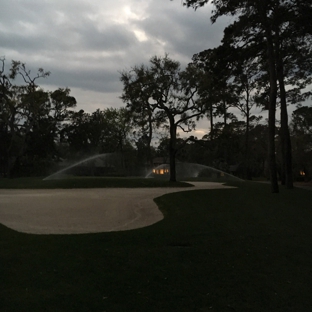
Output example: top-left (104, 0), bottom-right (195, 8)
top-left (275, 28), bottom-right (294, 189)
top-left (265, 26), bottom-right (279, 193)
top-left (169, 122), bottom-right (177, 182)
top-left (279, 77), bottom-right (293, 188)
top-left (223, 99), bottom-right (227, 126)
top-left (147, 111), bottom-right (153, 167)
top-left (209, 102), bottom-right (214, 140)
top-left (245, 93), bottom-right (251, 180)
top-left (280, 129), bottom-right (286, 185)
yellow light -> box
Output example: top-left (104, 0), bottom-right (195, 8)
top-left (300, 170), bottom-right (306, 176)
top-left (160, 169), bottom-right (164, 174)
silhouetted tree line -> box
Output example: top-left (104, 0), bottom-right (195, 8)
top-left (181, 0), bottom-right (312, 192)
top-left (0, 58), bottom-right (134, 177)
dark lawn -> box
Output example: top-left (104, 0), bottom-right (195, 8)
top-left (0, 182), bottom-right (311, 311)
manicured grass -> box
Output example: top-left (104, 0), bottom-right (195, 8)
top-left (0, 182), bottom-right (311, 311)
top-left (0, 177), bottom-right (191, 189)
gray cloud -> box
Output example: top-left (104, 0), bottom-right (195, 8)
top-left (1, 0), bottom-right (226, 110)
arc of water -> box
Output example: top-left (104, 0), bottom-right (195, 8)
top-left (145, 162), bottom-right (244, 182)
top-left (189, 163), bottom-right (244, 181)
top-left (43, 153), bottom-right (113, 180)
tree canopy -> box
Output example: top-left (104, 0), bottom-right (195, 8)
top-left (120, 55), bottom-right (205, 181)
top-left (182, 0), bottom-right (312, 191)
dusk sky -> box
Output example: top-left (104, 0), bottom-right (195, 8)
top-left (2, 0), bottom-right (308, 138)
top-left (1, 0), bottom-right (234, 137)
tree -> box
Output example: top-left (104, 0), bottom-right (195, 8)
top-left (0, 57), bottom-right (13, 176)
top-left (120, 65), bottom-right (165, 167)
top-left (192, 46), bottom-right (239, 137)
top-left (225, 45), bottom-right (265, 179)
top-left (49, 88), bottom-right (77, 142)
top-left (0, 59), bottom-right (51, 176)
top-left (99, 107), bottom-right (132, 154)
top-left (0, 58), bottom-right (78, 176)
top-left (291, 106), bottom-right (312, 136)
top-left (192, 44), bottom-right (263, 178)
top-left (290, 105), bottom-right (312, 180)
top-left (120, 55), bottom-right (205, 182)
top-left (62, 107), bottom-right (132, 157)
top-left (61, 109), bottom-right (92, 156)
top-left (183, 0), bottom-right (312, 192)
top-left (187, 1), bottom-right (280, 193)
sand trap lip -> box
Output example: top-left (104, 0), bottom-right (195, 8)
top-left (0, 182), bottom-right (235, 235)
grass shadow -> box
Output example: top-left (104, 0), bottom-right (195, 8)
top-left (0, 182), bottom-right (311, 311)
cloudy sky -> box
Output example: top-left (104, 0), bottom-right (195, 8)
top-left (1, 0), bottom-right (248, 137)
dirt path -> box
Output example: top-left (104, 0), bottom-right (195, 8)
top-left (0, 182), bottom-right (235, 234)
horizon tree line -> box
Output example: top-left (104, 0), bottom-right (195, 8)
top-left (1, 55), bottom-right (311, 186)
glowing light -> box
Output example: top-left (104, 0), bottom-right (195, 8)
top-left (152, 167), bottom-right (170, 175)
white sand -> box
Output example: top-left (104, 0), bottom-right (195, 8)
top-left (0, 182), bottom-right (235, 234)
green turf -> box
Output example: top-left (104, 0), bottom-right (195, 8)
top-left (0, 182), bottom-right (311, 311)
top-left (0, 177), bottom-right (191, 189)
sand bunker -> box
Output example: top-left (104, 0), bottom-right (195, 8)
top-left (0, 182), bottom-right (235, 234)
